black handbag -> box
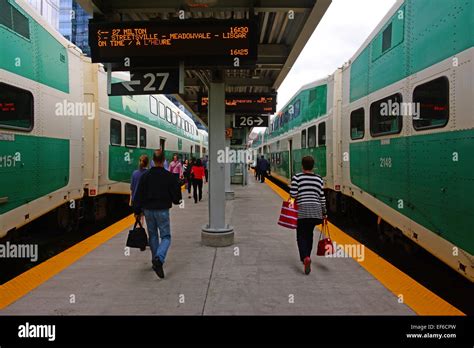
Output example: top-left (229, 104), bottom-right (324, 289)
top-left (126, 218), bottom-right (148, 251)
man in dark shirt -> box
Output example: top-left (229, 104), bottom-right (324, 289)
top-left (258, 156), bottom-right (270, 183)
top-left (134, 149), bottom-right (182, 279)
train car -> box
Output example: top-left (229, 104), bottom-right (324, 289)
top-left (264, 73), bottom-right (340, 191)
top-left (340, 0), bottom-right (473, 280)
top-left (260, 0), bottom-right (473, 281)
top-left (0, 0), bottom-right (85, 235)
top-left (0, 0), bottom-right (207, 236)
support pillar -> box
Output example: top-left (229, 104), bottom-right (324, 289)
top-left (202, 71), bottom-right (234, 247)
top-left (225, 115), bottom-right (234, 200)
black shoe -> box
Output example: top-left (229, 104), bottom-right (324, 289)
top-left (152, 258), bottom-right (165, 279)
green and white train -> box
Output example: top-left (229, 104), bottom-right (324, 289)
top-left (0, 0), bottom-right (207, 236)
top-left (255, 0), bottom-right (473, 281)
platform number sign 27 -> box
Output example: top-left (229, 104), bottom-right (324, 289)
top-left (109, 70), bottom-right (179, 96)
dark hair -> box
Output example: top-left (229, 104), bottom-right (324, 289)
top-left (139, 154), bottom-right (149, 169)
top-left (153, 149), bottom-right (165, 164)
top-left (302, 156), bottom-right (314, 171)
top-left (261, 155), bottom-right (264, 159)
top-left (196, 159), bottom-right (202, 166)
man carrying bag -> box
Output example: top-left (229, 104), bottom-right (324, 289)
top-left (126, 218), bottom-right (148, 251)
top-left (133, 149), bottom-right (182, 279)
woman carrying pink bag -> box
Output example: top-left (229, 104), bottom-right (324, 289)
top-left (289, 156), bottom-right (327, 275)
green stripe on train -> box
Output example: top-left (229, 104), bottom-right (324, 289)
top-left (269, 84), bottom-right (327, 140)
top-left (350, 0), bottom-right (473, 102)
top-left (270, 147), bottom-right (327, 180)
top-left (0, 0), bottom-right (69, 93)
top-left (108, 145), bottom-right (195, 183)
top-left (0, 135), bottom-right (70, 214)
top-left (350, 129), bottom-right (474, 254)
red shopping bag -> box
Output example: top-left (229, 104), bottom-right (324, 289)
top-left (277, 200), bottom-right (298, 229)
top-left (317, 219), bottom-right (335, 256)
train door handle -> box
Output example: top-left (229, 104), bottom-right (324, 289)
top-left (0, 197), bottom-right (8, 204)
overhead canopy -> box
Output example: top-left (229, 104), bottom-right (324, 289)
top-left (77, 0), bottom-right (332, 126)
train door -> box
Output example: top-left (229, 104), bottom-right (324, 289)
top-left (288, 139), bottom-right (293, 178)
top-left (160, 138), bottom-right (166, 151)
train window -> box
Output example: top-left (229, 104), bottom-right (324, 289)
top-left (149, 96), bottom-right (158, 116)
top-left (125, 123), bottom-right (137, 147)
top-left (185, 121), bottom-right (189, 132)
top-left (158, 102), bottom-right (165, 119)
top-left (350, 108), bottom-right (365, 140)
top-left (1, 0), bottom-right (30, 39)
top-left (294, 99), bottom-right (301, 118)
top-left (110, 119), bottom-right (121, 145)
top-left (0, 83), bottom-right (33, 131)
top-left (370, 93), bottom-right (403, 137)
top-left (382, 23), bottom-right (392, 53)
top-left (139, 128), bottom-right (147, 148)
top-left (301, 129), bottom-right (307, 149)
top-left (165, 107), bottom-right (172, 123)
top-left (318, 122), bottom-right (326, 146)
top-left (413, 77), bottom-right (449, 130)
top-left (172, 111), bottom-right (177, 125)
top-left (308, 126), bottom-right (316, 148)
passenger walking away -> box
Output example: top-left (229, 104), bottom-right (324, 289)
top-left (191, 159), bottom-right (205, 203)
top-left (186, 158), bottom-right (195, 198)
top-left (133, 149), bottom-right (182, 279)
top-left (289, 156), bottom-right (327, 275)
top-left (255, 156), bottom-right (261, 181)
top-left (258, 155), bottom-right (270, 183)
top-left (130, 154), bottom-right (149, 224)
top-left (130, 154), bottom-right (149, 207)
top-left (202, 155), bottom-right (209, 183)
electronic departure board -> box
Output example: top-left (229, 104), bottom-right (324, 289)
top-left (89, 20), bottom-right (258, 67)
top-left (199, 93), bottom-right (276, 114)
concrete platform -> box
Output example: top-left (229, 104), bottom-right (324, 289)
top-left (0, 177), bottom-right (415, 315)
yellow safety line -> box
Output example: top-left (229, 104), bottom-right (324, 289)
top-left (265, 179), bottom-right (465, 316)
top-left (0, 214), bottom-right (134, 310)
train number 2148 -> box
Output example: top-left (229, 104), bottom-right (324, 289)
top-left (379, 157), bottom-right (392, 168)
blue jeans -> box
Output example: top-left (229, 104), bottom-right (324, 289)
top-left (143, 209), bottom-right (171, 264)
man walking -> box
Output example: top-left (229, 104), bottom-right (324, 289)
top-left (258, 155), bottom-right (270, 183)
top-left (134, 149), bottom-right (182, 278)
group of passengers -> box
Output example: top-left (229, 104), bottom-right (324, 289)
top-left (129, 150), bottom-right (208, 279)
top-left (129, 149), bottom-right (327, 278)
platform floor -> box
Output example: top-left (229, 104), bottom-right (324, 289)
top-left (1, 178), bottom-right (414, 315)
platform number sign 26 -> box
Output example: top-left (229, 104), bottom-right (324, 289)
top-left (234, 115), bottom-right (268, 128)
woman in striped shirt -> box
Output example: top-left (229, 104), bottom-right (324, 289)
top-left (289, 156), bottom-right (327, 275)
